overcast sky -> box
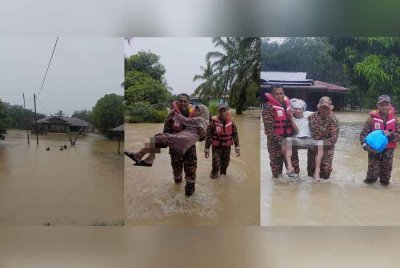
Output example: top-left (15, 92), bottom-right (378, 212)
top-left (0, 37), bottom-right (124, 116)
top-left (125, 37), bottom-right (216, 96)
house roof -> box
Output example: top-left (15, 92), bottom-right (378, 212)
top-left (36, 116), bottom-right (91, 127)
top-left (260, 71), bottom-right (348, 94)
top-left (110, 124), bottom-right (124, 132)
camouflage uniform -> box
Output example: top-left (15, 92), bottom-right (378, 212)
top-left (307, 112), bottom-right (339, 179)
top-left (262, 103), bottom-right (300, 178)
top-left (163, 109), bottom-right (205, 185)
top-left (360, 116), bottom-right (400, 185)
top-left (205, 120), bottom-right (239, 176)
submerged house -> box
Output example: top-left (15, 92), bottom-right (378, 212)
top-left (32, 116), bottom-right (92, 134)
top-left (260, 72), bottom-right (349, 111)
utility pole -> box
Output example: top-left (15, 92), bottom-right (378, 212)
top-left (23, 93), bottom-right (30, 145)
top-left (34, 94), bottom-right (39, 145)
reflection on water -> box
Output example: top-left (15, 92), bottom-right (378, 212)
top-left (124, 110), bottom-right (260, 225)
top-left (261, 111), bottom-right (400, 226)
top-left (0, 130), bottom-right (124, 225)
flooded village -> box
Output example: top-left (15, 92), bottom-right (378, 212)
top-left (0, 37), bottom-right (124, 225)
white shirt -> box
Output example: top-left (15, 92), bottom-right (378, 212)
top-left (293, 111), bottom-right (313, 138)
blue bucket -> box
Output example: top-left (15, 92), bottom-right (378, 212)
top-left (365, 130), bottom-right (388, 153)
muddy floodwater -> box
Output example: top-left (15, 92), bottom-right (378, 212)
top-left (261, 111), bottom-right (400, 226)
top-left (0, 130), bottom-right (124, 225)
top-left (125, 110), bottom-right (260, 225)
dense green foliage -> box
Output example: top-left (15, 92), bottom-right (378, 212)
top-left (125, 51), bottom-right (172, 122)
top-left (194, 37), bottom-right (261, 114)
top-left (0, 101), bottom-right (10, 140)
top-left (71, 109), bottom-right (93, 124)
top-left (92, 94), bottom-right (124, 138)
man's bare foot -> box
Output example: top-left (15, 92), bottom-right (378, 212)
top-left (286, 167), bottom-right (296, 177)
top-left (313, 170), bottom-right (321, 182)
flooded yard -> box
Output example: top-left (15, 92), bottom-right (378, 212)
top-left (0, 130), bottom-right (124, 225)
top-left (261, 111), bottom-right (400, 226)
top-left (124, 110), bottom-right (260, 226)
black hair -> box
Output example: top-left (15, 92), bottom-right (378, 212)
top-left (178, 93), bottom-right (190, 100)
top-left (271, 84), bottom-right (284, 92)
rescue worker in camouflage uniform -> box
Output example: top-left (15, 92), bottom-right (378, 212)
top-left (163, 93), bottom-right (206, 196)
top-left (307, 96), bottom-right (339, 179)
top-left (360, 95), bottom-right (400, 186)
top-left (262, 84), bottom-right (300, 178)
top-left (204, 104), bottom-right (240, 179)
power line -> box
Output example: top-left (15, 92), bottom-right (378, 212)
top-left (36, 98), bottom-right (51, 115)
top-left (36, 37), bottom-right (59, 98)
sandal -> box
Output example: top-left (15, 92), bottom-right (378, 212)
top-left (287, 171), bottom-right (298, 178)
top-left (124, 151), bottom-right (141, 164)
top-left (133, 160), bottom-right (153, 167)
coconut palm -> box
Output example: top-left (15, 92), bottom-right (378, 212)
top-left (229, 38), bottom-right (260, 114)
top-left (193, 60), bottom-right (218, 98)
top-left (206, 37), bottom-right (238, 103)
top-left (204, 37), bottom-right (260, 114)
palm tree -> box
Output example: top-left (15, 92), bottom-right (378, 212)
top-left (229, 38), bottom-right (260, 114)
top-left (206, 37), bottom-right (238, 103)
top-left (205, 37), bottom-right (260, 114)
top-left (55, 110), bottom-right (66, 117)
top-left (193, 60), bottom-right (218, 98)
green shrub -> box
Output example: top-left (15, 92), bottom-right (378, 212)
top-left (149, 110), bottom-right (168, 123)
top-left (209, 103), bottom-right (218, 117)
top-left (127, 101), bottom-right (168, 123)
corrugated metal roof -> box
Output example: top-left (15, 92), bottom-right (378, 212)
top-left (261, 71), bottom-right (309, 81)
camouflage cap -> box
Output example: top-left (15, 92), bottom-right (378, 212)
top-left (377, 95), bottom-right (391, 104)
top-left (317, 96), bottom-right (332, 108)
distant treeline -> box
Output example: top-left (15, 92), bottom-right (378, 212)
top-left (0, 93), bottom-right (123, 140)
top-left (4, 103), bottom-right (46, 130)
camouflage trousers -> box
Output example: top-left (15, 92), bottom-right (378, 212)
top-left (267, 139), bottom-right (299, 178)
top-left (170, 145), bottom-right (197, 184)
top-left (365, 149), bottom-right (394, 184)
top-left (307, 146), bottom-right (335, 179)
top-left (211, 146), bottom-right (231, 176)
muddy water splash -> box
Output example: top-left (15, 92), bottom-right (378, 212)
top-left (261, 111), bottom-right (400, 226)
top-left (124, 110), bottom-right (260, 225)
top-left (0, 130), bottom-right (124, 225)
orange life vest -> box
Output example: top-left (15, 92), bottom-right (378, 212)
top-left (369, 108), bottom-right (397, 149)
top-left (171, 101), bottom-right (195, 132)
top-left (265, 93), bottom-right (293, 137)
top-left (211, 112), bottom-right (233, 147)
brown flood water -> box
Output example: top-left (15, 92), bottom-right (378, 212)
top-left (124, 110), bottom-right (260, 225)
top-left (261, 111), bottom-right (400, 226)
top-left (0, 130), bottom-right (124, 225)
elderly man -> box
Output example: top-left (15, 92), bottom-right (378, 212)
top-left (262, 84), bottom-right (300, 178)
top-left (360, 95), bottom-right (400, 186)
top-left (307, 96), bottom-right (339, 180)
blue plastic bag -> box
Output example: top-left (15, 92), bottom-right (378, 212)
top-left (365, 130), bottom-right (388, 153)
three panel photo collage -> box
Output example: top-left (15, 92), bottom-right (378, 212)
top-left (1, 37), bottom-right (399, 226)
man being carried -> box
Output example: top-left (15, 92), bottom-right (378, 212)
top-left (281, 98), bottom-right (324, 181)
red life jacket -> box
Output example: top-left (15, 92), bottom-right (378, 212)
top-left (171, 101), bottom-right (195, 132)
top-left (369, 107), bottom-right (397, 149)
top-left (211, 112), bottom-right (233, 147)
top-left (265, 93), bottom-right (293, 137)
